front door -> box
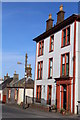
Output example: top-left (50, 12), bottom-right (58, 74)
top-left (63, 85), bottom-right (66, 110)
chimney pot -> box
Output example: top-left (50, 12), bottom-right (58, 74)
top-left (49, 14), bottom-right (52, 19)
top-left (14, 71), bottom-right (16, 74)
top-left (7, 73), bottom-right (8, 76)
top-left (60, 5), bottom-right (63, 11)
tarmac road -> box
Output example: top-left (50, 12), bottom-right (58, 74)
top-left (1, 103), bottom-right (80, 119)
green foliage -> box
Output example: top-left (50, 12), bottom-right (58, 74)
top-left (60, 108), bottom-right (65, 113)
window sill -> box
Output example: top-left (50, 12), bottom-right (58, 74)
top-left (48, 77), bottom-right (52, 79)
top-left (37, 78), bottom-right (42, 80)
top-left (61, 43), bottom-right (70, 48)
top-left (60, 75), bottom-right (69, 78)
top-left (49, 50), bottom-right (54, 53)
top-left (38, 54), bottom-right (43, 57)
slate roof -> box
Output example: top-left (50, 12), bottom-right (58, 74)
top-left (0, 78), bottom-right (13, 90)
top-left (8, 77), bottom-right (34, 89)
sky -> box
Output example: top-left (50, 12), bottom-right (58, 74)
top-left (2, 2), bottom-right (78, 80)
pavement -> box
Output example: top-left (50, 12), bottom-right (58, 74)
top-left (1, 103), bottom-right (80, 119)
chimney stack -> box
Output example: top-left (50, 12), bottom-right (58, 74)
top-left (46, 14), bottom-right (53, 31)
top-left (4, 73), bottom-right (10, 81)
top-left (13, 71), bottom-right (19, 82)
top-left (57, 5), bottom-right (65, 24)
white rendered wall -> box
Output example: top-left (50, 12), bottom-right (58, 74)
top-left (75, 21), bottom-right (80, 114)
top-left (17, 89), bottom-right (24, 105)
top-left (0, 90), bottom-right (2, 101)
top-left (25, 89), bottom-right (33, 98)
top-left (74, 21), bottom-right (78, 114)
top-left (78, 22), bottom-right (80, 110)
top-left (18, 88), bottom-right (33, 105)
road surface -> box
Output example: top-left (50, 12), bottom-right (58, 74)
top-left (1, 103), bottom-right (80, 119)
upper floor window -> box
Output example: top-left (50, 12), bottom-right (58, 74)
top-left (38, 41), bottom-right (44, 56)
top-left (66, 53), bottom-right (69, 76)
top-left (61, 53), bottom-right (69, 76)
top-left (49, 35), bottom-right (54, 52)
top-left (62, 55), bottom-right (65, 76)
top-left (67, 27), bottom-right (70, 45)
top-left (48, 58), bottom-right (53, 78)
top-left (37, 61), bottom-right (43, 80)
top-left (62, 26), bottom-right (70, 47)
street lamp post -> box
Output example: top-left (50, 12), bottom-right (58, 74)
top-left (17, 53), bottom-right (28, 109)
top-left (23, 72), bottom-right (27, 109)
top-left (17, 62), bottom-right (27, 109)
top-left (17, 53), bottom-right (32, 109)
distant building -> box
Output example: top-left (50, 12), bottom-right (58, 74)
top-left (33, 5), bottom-right (80, 114)
top-left (7, 53), bottom-right (34, 105)
top-left (0, 72), bottom-right (18, 103)
top-left (0, 78), bottom-right (4, 102)
top-left (8, 77), bottom-right (34, 105)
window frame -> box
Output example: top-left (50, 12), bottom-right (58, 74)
top-left (61, 26), bottom-right (70, 48)
top-left (62, 55), bottom-right (65, 76)
top-left (61, 53), bottom-right (70, 77)
top-left (48, 58), bottom-right (53, 79)
top-left (47, 85), bottom-right (52, 105)
top-left (38, 40), bottom-right (44, 56)
top-left (8, 89), bottom-right (11, 99)
top-left (37, 61), bottom-right (43, 80)
top-left (49, 35), bottom-right (54, 52)
top-left (14, 88), bottom-right (18, 101)
top-left (36, 85), bottom-right (41, 103)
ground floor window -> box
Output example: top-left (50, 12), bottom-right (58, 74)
top-left (15, 89), bottom-right (18, 101)
top-left (8, 89), bottom-right (11, 99)
top-left (36, 85), bottom-right (41, 103)
top-left (47, 85), bottom-right (52, 105)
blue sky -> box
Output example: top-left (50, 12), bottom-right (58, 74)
top-left (2, 2), bottom-right (78, 80)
